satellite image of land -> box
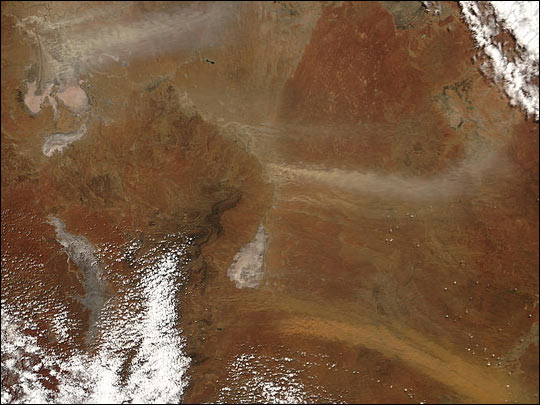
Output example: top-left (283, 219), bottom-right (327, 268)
top-left (1, 1), bottom-right (539, 404)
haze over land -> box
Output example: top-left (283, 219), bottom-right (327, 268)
top-left (1, 1), bottom-right (538, 403)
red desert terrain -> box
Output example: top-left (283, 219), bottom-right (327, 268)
top-left (2, 2), bottom-right (538, 403)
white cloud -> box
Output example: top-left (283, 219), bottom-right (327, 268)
top-left (1, 236), bottom-right (191, 404)
top-left (460, 1), bottom-right (539, 121)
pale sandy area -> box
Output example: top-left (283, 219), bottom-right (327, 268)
top-left (23, 80), bottom-right (53, 114)
top-left (227, 225), bottom-right (268, 289)
top-left (56, 83), bottom-right (89, 113)
top-left (42, 124), bottom-right (87, 157)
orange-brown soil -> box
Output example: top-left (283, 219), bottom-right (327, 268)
top-left (2, 2), bottom-right (538, 404)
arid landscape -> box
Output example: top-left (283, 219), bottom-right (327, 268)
top-left (1, 1), bottom-right (538, 404)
